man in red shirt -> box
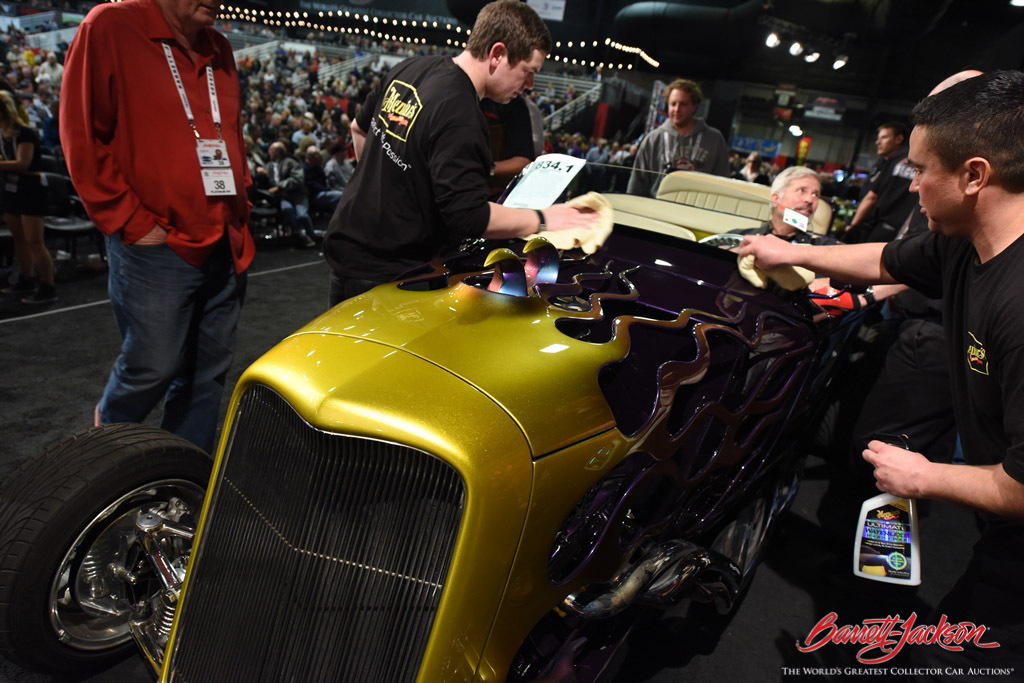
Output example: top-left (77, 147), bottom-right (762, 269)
top-left (60, 0), bottom-right (254, 453)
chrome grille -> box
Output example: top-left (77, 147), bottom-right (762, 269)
top-left (167, 385), bottom-right (465, 682)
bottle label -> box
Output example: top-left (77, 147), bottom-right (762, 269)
top-left (857, 501), bottom-right (914, 581)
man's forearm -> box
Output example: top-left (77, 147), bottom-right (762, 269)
top-left (849, 191), bottom-right (878, 228)
top-left (855, 283), bottom-right (907, 306)
top-left (485, 202), bottom-right (537, 239)
top-left (921, 462), bottom-right (1024, 519)
top-left (865, 444), bottom-right (1024, 520)
top-left (739, 237), bottom-right (897, 285)
top-left (484, 201), bottom-right (599, 239)
top-left (494, 156), bottom-right (530, 178)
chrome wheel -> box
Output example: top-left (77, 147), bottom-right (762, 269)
top-left (0, 424), bottom-right (211, 675)
top-left (48, 479), bottom-right (204, 651)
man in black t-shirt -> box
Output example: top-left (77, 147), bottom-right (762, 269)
top-left (739, 71), bottom-right (1024, 676)
top-left (843, 122), bottom-right (919, 243)
top-left (480, 94), bottom-right (535, 199)
top-left (323, 0), bottom-right (598, 305)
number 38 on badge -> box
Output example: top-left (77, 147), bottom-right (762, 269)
top-left (201, 168), bottom-right (236, 196)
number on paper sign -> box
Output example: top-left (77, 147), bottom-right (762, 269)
top-left (501, 153), bottom-right (586, 209)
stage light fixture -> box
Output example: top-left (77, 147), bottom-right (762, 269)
top-left (804, 51), bottom-right (820, 63)
top-left (789, 41), bottom-right (804, 56)
top-left (766, 32), bottom-right (781, 48)
top-left (833, 54), bottom-right (848, 69)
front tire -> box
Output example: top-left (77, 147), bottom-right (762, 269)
top-left (0, 424), bottom-right (211, 674)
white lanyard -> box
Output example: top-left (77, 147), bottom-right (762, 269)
top-left (162, 42), bottom-right (221, 140)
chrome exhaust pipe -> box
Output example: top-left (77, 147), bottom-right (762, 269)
top-left (562, 466), bottom-right (798, 621)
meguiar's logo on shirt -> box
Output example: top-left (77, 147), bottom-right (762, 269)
top-left (967, 331), bottom-right (989, 375)
top-left (378, 80), bottom-right (422, 142)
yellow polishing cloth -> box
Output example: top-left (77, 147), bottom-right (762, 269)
top-left (523, 192), bottom-right (614, 255)
top-left (738, 253), bottom-right (814, 291)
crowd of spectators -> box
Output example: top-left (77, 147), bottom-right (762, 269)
top-left (1, 0), bottom-right (600, 194)
top-left (1, 1), bottom-right (867, 256)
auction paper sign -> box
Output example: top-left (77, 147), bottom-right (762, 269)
top-left (501, 154), bottom-right (585, 210)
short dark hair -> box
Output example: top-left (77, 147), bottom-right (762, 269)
top-left (465, 0), bottom-right (551, 66)
top-left (911, 70), bottom-right (1024, 192)
top-left (663, 78), bottom-right (703, 106)
top-left (878, 122), bottom-right (907, 141)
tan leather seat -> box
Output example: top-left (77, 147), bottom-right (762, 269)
top-left (655, 171), bottom-right (833, 235)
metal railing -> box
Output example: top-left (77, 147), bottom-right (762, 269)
top-left (312, 53), bottom-right (378, 90)
top-left (232, 38), bottom-right (282, 64)
top-left (533, 72), bottom-right (600, 100)
top-left (223, 32), bottom-right (276, 52)
top-left (543, 82), bottom-right (602, 132)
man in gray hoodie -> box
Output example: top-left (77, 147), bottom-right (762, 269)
top-left (627, 78), bottom-right (730, 197)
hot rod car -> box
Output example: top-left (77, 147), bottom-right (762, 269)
top-left (0, 162), bottom-right (859, 682)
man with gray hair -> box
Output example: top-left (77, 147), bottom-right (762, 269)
top-left (36, 53), bottom-right (63, 91)
top-left (730, 166), bottom-right (840, 245)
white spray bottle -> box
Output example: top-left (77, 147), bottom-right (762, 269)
top-left (853, 433), bottom-right (921, 586)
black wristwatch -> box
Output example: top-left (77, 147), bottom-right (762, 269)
top-left (534, 209), bottom-right (547, 233)
top-left (863, 287), bottom-right (876, 305)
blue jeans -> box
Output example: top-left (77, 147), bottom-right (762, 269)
top-left (99, 234), bottom-right (247, 453)
top-left (280, 197), bottom-right (315, 238)
top-left (312, 189), bottom-right (343, 214)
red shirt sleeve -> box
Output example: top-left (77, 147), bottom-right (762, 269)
top-left (59, 17), bottom-right (161, 243)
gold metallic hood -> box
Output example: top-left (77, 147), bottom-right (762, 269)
top-left (291, 280), bottom-right (620, 457)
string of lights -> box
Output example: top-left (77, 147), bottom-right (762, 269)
top-left (101, 1), bottom-right (654, 72)
top-left (216, 5), bottom-right (650, 71)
